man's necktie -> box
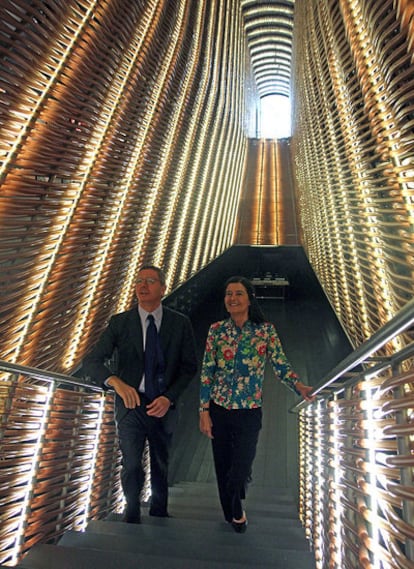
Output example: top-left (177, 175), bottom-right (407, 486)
top-left (144, 314), bottom-right (161, 400)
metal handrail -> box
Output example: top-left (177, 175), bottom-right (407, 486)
top-left (0, 359), bottom-right (103, 392)
top-left (290, 297), bottom-right (414, 412)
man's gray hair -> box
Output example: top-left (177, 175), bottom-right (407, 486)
top-left (138, 265), bottom-right (167, 286)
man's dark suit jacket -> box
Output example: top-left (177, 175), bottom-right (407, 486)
top-left (83, 305), bottom-right (198, 424)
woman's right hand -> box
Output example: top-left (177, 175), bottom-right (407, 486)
top-left (199, 411), bottom-right (213, 439)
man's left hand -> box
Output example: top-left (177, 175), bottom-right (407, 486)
top-left (146, 395), bottom-right (171, 417)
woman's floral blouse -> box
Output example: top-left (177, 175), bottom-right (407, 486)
top-left (200, 318), bottom-right (300, 410)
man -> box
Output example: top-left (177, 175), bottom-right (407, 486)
top-left (83, 265), bottom-right (198, 523)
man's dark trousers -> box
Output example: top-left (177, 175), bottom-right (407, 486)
top-left (118, 397), bottom-right (173, 518)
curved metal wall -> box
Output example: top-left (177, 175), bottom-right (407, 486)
top-left (2, 0), bottom-right (414, 565)
top-left (0, 1), bottom-right (249, 562)
top-left (0, 0), bottom-right (248, 373)
top-left (292, 0), bottom-right (414, 349)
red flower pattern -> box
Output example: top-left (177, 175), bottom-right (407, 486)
top-left (200, 319), bottom-right (299, 410)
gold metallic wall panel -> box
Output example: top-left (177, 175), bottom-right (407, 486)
top-left (275, 140), bottom-right (300, 245)
top-left (0, 0), bottom-right (248, 373)
top-left (292, 0), bottom-right (414, 349)
top-left (0, 1), bottom-right (248, 563)
top-left (235, 138), bottom-right (299, 245)
top-left (299, 362), bottom-right (414, 569)
top-left (0, 377), bottom-right (123, 562)
top-left (2, 0), bottom-right (414, 565)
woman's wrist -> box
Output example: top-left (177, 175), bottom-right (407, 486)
top-left (199, 405), bottom-right (210, 413)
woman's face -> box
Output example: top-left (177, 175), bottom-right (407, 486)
top-left (224, 282), bottom-right (250, 320)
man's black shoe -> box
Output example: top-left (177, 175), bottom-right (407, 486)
top-left (149, 510), bottom-right (171, 518)
top-left (122, 508), bottom-right (141, 524)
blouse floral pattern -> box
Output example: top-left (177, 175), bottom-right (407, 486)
top-left (200, 318), bottom-right (300, 410)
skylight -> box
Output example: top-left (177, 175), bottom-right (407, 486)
top-left (259, 94), bottom-right (291, 138)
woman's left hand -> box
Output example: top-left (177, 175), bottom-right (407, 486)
top-left (199, 411), bottom-right (213, 439)
top-left (295, 382), bottom-right (316, 402)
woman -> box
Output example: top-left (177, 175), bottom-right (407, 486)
top-left (199, 276), bottom-right (313, 533)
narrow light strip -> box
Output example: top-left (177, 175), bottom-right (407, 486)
top-left (364, 380), bottom-right (381, 568)
top-left (12, 382), bottom-right (55, 565)
top-left (155, 4), bottom-right (205, 276)
top-left (79, 392), bottom-right (105, 531)
top-left (63, 2), bottom-right (161, 368)
top-left (0, 1), bottom-right (100, 180)
top-left (332, 396), bottom-right (343, 568)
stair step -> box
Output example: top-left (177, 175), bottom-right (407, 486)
top-left (59, 526), bottom-right (313, 560)
top-left (19, 543), bottom-right (276, 569)
top-left (168, 482), bottom-right (300, 515)
top-left (165, 498), bottom-right (301, 519)
top-left (19, 543), bottom-right (316, 569)
top-left (107, 509), bottom-right (304, 531)
top-left (87, 517), bottom-right (310, 549)
top-left (171, 481), bottom-right (296, 501)
top-left (169, 488), bottom-right (297, 507)
top-left (18, 481), bottom-right (315, 568)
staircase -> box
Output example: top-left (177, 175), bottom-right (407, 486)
top-left (14, 480), bottom-right (316, 569)
top-left (7, 291), bottom-right (340, 569)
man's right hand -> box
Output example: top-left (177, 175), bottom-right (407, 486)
top-left (107, 376), bottom-right (141, 408)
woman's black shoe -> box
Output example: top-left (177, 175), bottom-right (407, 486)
top-left (231, 519), bottom-right (247, 533)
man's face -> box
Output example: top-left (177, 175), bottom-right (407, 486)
top-left (135, 268), bottom-right (166, 309)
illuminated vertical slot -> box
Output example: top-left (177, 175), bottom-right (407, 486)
top-left (5, 2), bottom-right (105, 367)
top-left (363, 382), bottom-right (380, 569)
top-left (201, 116), bottom-right (231, 260)
top-left (144, 5), bottom-right (192, 274)
top-left (314, 399), bottom-right (323, 565)
top-left (191, 1), bottom-right (228, 269)
top-left (79, 392), bottom-right (105, 531)
top-left (304, 406), bottom-right (315, 548)
top-left (254, 140), bottom-right (263, 244)
top-left (274, 140), bottom-right (280, 245)
top-left (62, 3), bottom-right (161, 368)
top-left (12, 382), bottom-right (55, 565)
top-left (0, 2), bottom-right (98, 181)
top-left (332, 396), bottom-right (343, 568)
top-left (199, 2), bottom-right (233, 260)
top-left (163, 10), bottom-right (210, 280)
